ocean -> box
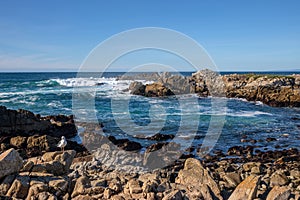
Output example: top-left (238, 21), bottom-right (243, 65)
top-left (0, 72), bottom-right (299, 153)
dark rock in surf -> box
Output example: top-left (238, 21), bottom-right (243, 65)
top-left (146, 133), bottom-right (175, 141)
top-left (108, 136), bottom-right (142, 151)
top-left (0, 106), bottom-right (77, 138)
top-left (129, 82), bottom-right (146, 96)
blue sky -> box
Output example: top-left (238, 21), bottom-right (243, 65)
top-left (0, 0), bottom-right (299, 72)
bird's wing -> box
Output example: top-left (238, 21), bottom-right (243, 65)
top-left (57, 140), bottom-right (63, 147)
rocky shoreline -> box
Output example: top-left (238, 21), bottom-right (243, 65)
top-left (0, 106), bottom-right (300, 199)
top-left (126, 70), bottom-right (300, 107)
top-left (0, 144), bottom-right (300, 199)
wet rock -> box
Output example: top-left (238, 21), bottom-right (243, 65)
top-left (117, 140), bottom-right (142, 151)
top-left (129, 81), bottom-right (146, 95)
top-left (145, 83), bottom-right (175, 97)
top-left (270, 170), bottom-right (289, 187)
top-left (0, 106), bottom-right (77, 138)
top-left (228, 175), bottom-right (261, 200)
top-left (130, 81), bottom-right (176, 97)
top-left (108, 136), bottom-right (142, 151)
top-left (227, 146), bottom-right (243, 156)
top-left (266, 186), bottom-right (291, 200)
top-left (175, 158), bottom-right (222, 199)
top-left (146, 133), bottom-right (175, 141)
top-left (0, 148), bottom-right (23, 179)
top-left (266, 137), bottom-right (277, 142)
top-left (145, 142), bottom-right (167, 153)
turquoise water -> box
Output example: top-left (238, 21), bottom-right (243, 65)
top-left (0, 72), bottom-right (299, 153)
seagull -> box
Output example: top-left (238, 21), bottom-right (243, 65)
top-left (57, 136), bottom-right (67, 152)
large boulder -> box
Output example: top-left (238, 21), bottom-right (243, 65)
top-left (0, 106), bottom-right (77, 138)
top-left (0, 148), bottom-right (23, 179)
top-left (108, 136), bottom-right (142, 151)
top-left (228, 175), bottom-right (261, 200)
top-left (0, 174), bottom-right (16, 195)
top-left (6, 174), bottom-right (30, 199)
top-left (192, 69), bottom-right (225, 97)
top-left (31, 150), bottom-right (76, 176)
top-left (266, 186), bottom-right (291, 200)
top-left (129, 81), bottom-right (146, 96)
top-left (270, 170), bottom-right (289, 187)
top-left (27, 135), bottom-right (59, 153)
top-left (144, 83), bottom-right (175, 97)
top-left (175, 158), bottom-right (222, 200)
top-left (71, 176), bottom-right (91, 198)
top-left (146, 133), bottom-right (175, 141)
top-left (158, 74), bottom-right (194, 95)
top-left (10, 136), bottom-right (27, 149)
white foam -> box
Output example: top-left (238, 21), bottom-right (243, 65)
top-left (47, 101), bottom-right (63, 108)
top-left (227, 111), bottom-right (273, 117)
top-left (51, 77), bottom-right (133, 88)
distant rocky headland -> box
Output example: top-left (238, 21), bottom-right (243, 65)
top-left (125, 69), bottom-right (300, 107)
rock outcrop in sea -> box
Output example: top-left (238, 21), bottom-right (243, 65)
top-left (127, 70), bottom-right (300, 107)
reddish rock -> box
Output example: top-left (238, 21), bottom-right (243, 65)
top-left (266, 186), bottom-right (291, 200)
top-left (228, 175), bottom-right (261, 200)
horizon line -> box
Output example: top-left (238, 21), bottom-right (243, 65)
top-left (0, 69), bottom-right (299, 73)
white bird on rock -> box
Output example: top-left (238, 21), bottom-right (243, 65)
top-left (57, 136), bottom-right (67, 152)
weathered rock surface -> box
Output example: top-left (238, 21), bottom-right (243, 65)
top-left (266, 186), bottom-right (291, 200)
top-left (6, 174), bottom-right (30, 199)
top-left (0, 106), bottom-right (76, 137)
top-left (0, 149), bottom-right (23, 179)
top-left (175, 158), bottom-right (222, 200)
top-left (128, 70), bottom-right (300, 107)
top-left (146, 133), bottom-right (175, 141)
top-left (38, 150), bottom-right (76, 175)
top-left (0, 149), bottom-right (76, 199)
top-left (108, 136), bottom-right (142, 151)
top-left (0, 147), bottom-right (300, 199)
top-left (228, 175), bottom-right (261, 200)
top-left (223, 74), bottom-right (300, 107)
top-left (270, 170), bottom-right (289, 187)
top-left (129, 81), bottom-right (146, 96)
